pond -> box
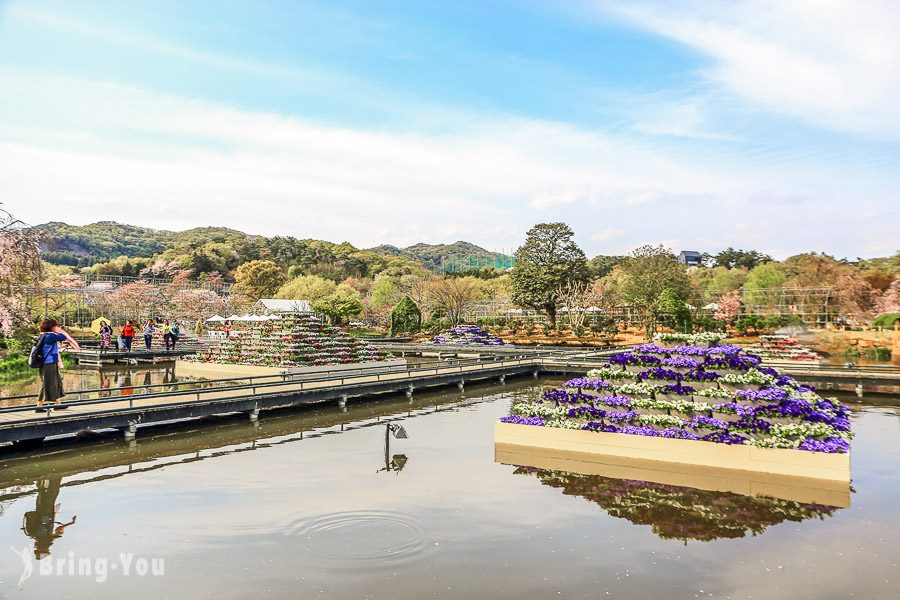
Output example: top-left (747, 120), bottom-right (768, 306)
top-left (0, 366), bottom-right (191, 406)
top-left (0, 378), bottom-right (898, 599)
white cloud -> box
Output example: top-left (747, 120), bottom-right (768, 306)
top-left (590, 228), bottom-right (625, 243)
top-left (0, 70), bottom-right (895, 258)
top-left (598, 0), bottom-right (900, 138)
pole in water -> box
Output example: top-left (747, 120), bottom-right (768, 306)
top-left (122, 422), bottom-right (137, 441)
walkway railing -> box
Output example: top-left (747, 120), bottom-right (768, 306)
top-left (0, 353), bottom-right (555, 419)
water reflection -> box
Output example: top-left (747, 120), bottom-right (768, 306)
top-left (512, 466), bottom-right (842, 542)
top-left (21, 476), bottom-right (77, 559)
top-left (1, 365), bottom-right (188, 405)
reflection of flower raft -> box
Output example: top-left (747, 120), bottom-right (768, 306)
top-left (513, 467), bottom-right (839, 542)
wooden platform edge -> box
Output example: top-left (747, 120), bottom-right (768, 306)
top-left (494, 422), bottom-right (850, 483)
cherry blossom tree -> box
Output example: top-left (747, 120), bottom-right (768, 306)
top-left (0, 206), bottom-right (42, 335)
top-left (171, 289), bottom-right (226, 321)
top-left (714, 291), bottom-right (742, 328)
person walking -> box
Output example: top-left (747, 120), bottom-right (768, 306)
top-left (99, 321), bottom-right (112, 352)
top-left (121, 320), bottom-right (135, 352)
top-left (142, 320), bottom-right (155, 350)
top-left (35, 319), bottom-right (80, 412)
top-left (170, 320), bottom-right (180, 351)
top-left (162, 320), bottom-right (173, 352)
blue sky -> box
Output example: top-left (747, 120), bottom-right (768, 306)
top-left (0, 0), bottom-right (897, 259)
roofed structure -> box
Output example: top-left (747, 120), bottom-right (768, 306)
top-left (253, 298), bottom-right (314, 314)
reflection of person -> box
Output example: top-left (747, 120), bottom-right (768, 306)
top-left (36, 319), bottom-right (80, 413)
top-left (121, 373), bottom-right (134, 396)
top-left (99, 373), bottom-right (111, 398)
top-left (21, 476), bottom-right (76, 560)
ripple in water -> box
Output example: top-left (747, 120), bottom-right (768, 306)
top-left (286, 510), bottom-right (433, 567)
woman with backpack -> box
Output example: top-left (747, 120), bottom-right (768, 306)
top-left (34, 319), bottom-right (80, 412)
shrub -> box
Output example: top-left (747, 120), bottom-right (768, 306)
top-left (873, 313), bottom-right (900, 329)
top-left (389, 296), bottom-right (422, 336)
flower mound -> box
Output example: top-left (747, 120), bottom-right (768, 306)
top-left (502, 342), bottom-right (852, 454)
top-left (429, 325), bottom-right (506, 346)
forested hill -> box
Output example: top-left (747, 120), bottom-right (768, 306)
top-left (370, 241), bottom-right (513, 272)
top-left (31, 221), bottom-right (513, 274)
top-left (34, 221), bottom-right (171, 266)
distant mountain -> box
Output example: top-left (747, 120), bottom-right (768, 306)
top-left (32, 221), bottom-right (513, 273)
top-left (33, 221), bottom-right (171, 267)
top-left (369, 241), bottom-right (514, 272)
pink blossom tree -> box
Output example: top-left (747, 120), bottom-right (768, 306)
top-left (0, 206), bottom-right (42, 335)
top-left (714, 291), bottom-right (742, 329)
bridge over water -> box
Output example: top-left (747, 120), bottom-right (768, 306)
top-left (2, 345), bottom-right (897, 447)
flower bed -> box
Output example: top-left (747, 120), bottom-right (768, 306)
top-left (741, 335), bottom-right (821, 363)
top-left (186, 314), bottom-right (388, 367)
top-left (503, 343), bottom-right (852, 456)
top-left (429, 325), bottom-right (506, 346)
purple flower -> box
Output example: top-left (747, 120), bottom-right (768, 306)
top-left (659, 428), bottom-right (700, 440)
top-left (735, 387), bottom-right (788, 404)
top-left (569, 406), bottom-right (607, 419)
top-left (684, 415), bottom-right (727, 430)
top-left (583, 421), bottom-right (618, 433)
top-left (713, 401), bottom-right (756, 418)
top-left (599, 395), bottom-right (633, 408)
top-left (669, 345), bottom-right (709, 356)
top-left (609, 352), bottom-right (662, 366)
top-left (638, 368), bottom-right (683, 381)
top-left (798, 436), bottom-right (849, 453)
top-left (632, 343), bottom-right (668, 354)
top-left (700, 430), bottom-right (748, 445)
top-left (606, 410), bottom-right (637, 424)
top-left (704, 356), bottom-right (758, 371)
top-left (704, 344), bottom-right (743, 356)
top-left (564, 377), bottom-right (613, 391)
top-left (729, 417), bottom-right (771, 434)
top-left (656, 384), bottom-right (696, 396)
top-left (683, 369), bottom-right (719, 382)
top-left (500, 415), bottom-right (545, 426)
top-left (618, 425), bottom-right (660, 437)
top-left (662, 356), bottom-right (701, 369)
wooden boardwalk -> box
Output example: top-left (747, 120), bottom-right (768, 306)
top-left (2, 347), bottom-right (898, 447)
top-left (68, 347), bottom-right (199, 367)
top-left (0, 355), bottom-right (553, 445)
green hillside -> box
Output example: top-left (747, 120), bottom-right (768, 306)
top-left (31, 221), bottom-right (513, 277)
top-left (34, 221), bottom-right (171, 267)
top-left (370, 241), bottom-right (514, 272)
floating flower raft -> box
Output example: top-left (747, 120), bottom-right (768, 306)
top-left (497, 341), bottom-right (851, 481)
top-left (429, 325), bottom-right (506, 346)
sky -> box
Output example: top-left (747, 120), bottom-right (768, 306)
top-left (0, 0), bottom-right (898, 260)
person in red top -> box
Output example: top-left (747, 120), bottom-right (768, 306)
top-left (121, 320), bottom-right (136, 352)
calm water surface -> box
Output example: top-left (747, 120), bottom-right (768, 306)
top-left (0, 366), bottom-right (189, 402)
top-left (0, 378), bottom-right (898, 599)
